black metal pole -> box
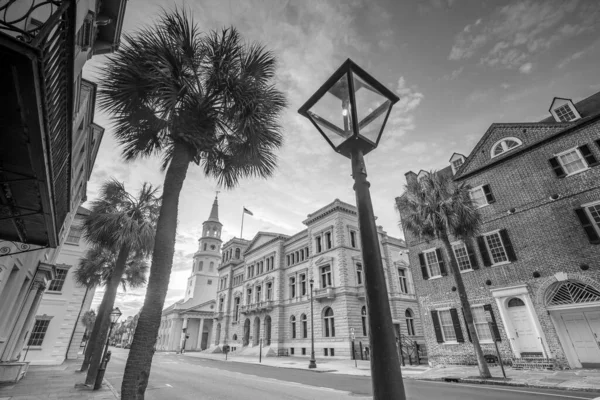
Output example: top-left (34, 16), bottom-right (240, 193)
top-left (351, 147), bottom-right (406, 400)
top-left (259, 338), bottom-right (262, 363)
top-left (309, 281), bottom-right (317, 368)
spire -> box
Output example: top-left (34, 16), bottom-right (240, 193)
top-left (207, 192), bottom-right (219, 223)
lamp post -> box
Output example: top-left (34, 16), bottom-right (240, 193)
top-left (94, 307), bottom-right (121, 390)
top-left (308, 279), bottom-right (316, 369)
top-left (299, 59), bottom-right (405, 400)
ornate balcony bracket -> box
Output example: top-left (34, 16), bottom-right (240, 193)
top-left (0, 240), bottom-right (46, 257)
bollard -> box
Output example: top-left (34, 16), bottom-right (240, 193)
top-left (94, 351), bottom-right (112, 390)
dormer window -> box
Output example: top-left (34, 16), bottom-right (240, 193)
top-left (554, 104), bottom-right (576, 122)
top-left (491, 138), bottom-right (522, 158)
top-left (449, 153), bottom-right (466, 175)
top-left (549, 97), bottom-right (581, 123)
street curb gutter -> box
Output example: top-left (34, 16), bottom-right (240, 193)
top-left (104, 378), bottom-right (120, 399)
top-left (410, 376), bottom-right (600, 394)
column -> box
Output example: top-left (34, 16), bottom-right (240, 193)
top-left (197, 318), bottom-right (205, 350)
top-left (179, 317), bottom-right (188, 352)
top-left (8, 281), bottom-right (46, 360)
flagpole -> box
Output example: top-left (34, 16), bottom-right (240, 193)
top-left (240, 207), bottom-right (245, 239)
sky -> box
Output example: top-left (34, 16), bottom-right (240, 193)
top-left (86, 0), bottom-right (600, 317)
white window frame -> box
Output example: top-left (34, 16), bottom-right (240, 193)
top-left (583, 200), bottom-right (600, 236)
top-left (436, 308), bottom-right (458, 344)
top-left (47, 266), bottom-right (70, 292)
top-left (423, 249), bottom-right (442, 279)
top-left (483, 230), bottom-right (510, 266)
top-left (320, 265), bottom-right (333, 288)
top-left (468, 185), bottom-right (489, 209)
top-left (470, 304), bottom-right (494, 344)
top-left (490, 137), bottom-right (523, 158)
top-left (398, 268), bottom-right (408, 293)
top-left (554, 104), bottom-right (577, 122)
top-left (266, 281), bottom-right (273, 300)
top-left (555, 146), bottom-right (590, 176)
top-left (451, 241), bottom-right (473, 273)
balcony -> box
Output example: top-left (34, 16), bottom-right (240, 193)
top-left (314, 287), bottom-right (336, 301)
top-left (239, 301), bottom-right (274, 314)
top-left (0, 1), bottom-right (76, 249)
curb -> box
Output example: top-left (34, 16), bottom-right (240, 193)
top-left (104, 378), bottom-right (120, 399)
top-left (410, 376), bottom-right (600, 393)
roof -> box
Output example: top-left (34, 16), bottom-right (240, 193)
top-left (541, 91), bottom-right (600, 123)
top-left (206, 195), bottom-right (220, 223)
top-left (303, 198), bottom-right (357, 225)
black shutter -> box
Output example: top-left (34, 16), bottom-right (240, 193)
top-left (575, 208), bottom-right (600, 244)
top-left (499, 229), bottom-right (517, 261)
top-left (450, 308), bottom-right (464, 343)
top-left (483, 304), bottom-right (501, 342)
top-left (431, 311), bottom-right (444, 343)
top-left (548, 157), bottom-right (566, 178)
top-left (482, 184), bottom-right (496, 204)
top-left (462, 308), bottom-right (472, 342)
top-left (466, 242), bottom-right (479, 270)
top-left (596, 139), bottom-right (600, 151)
top-left (579, 144), bottom-right (599, 167)
top-left (436, 248), bottom-right (447, 276)
top-left (477, 236), bottom-right (492, 266)
top-left (419, 253), bottom-right (429, 280)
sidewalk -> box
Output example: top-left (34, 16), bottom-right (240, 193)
top-left (184, 351), bottom-right (428, 376)
top-left (0, 360), bottom-right (118, 400)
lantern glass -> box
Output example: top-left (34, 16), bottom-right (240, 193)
top-left (110, 307), bottom-right (122, 324)
top-left (306, 73), bottom-right (353, 149)
top-left (352, 73), bottom-right (392, 146)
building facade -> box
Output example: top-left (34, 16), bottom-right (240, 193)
top-left (399, 91), bottom-right (600, 369)
top-left (209, 199), bottom-right (422, 359)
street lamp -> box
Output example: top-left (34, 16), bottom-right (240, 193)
top-left (94, 307), bottom-right (121, 390)
top-left (299, 59), bottom-right (405, 400)
top-left (308, 279), bottom-right (316, 369)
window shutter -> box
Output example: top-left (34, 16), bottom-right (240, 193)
top-left (466, 242), bottom-right (479, 270)
top-left (548, 157), bottom-right (566, 178)
top-left (483, 304), bottom-right (501, 342)
top-left (462, 308), bottom-right (472, 342)
top-left (596, 139), bottom-right (600, 151)
top-left (579, 144), bottom-right (599, 167)
top-left (418, 253), bottom-right (429, 280)
top-left (477, 236), bottom-right (492, 266)
top-left (450, 308), bottom-right (464, 343)
top-left (436, 248), bottom-right (447, 276)
top-left (499, 229), bottom-right (517, 261)
top-left (431, 311), bottom-right (444, 343)
top-left (575, 208), bottom-right (600, 244)
top-left (482, 184), bottom-right (496, 204)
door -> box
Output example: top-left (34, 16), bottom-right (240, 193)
top-left (201, 332), bottom-right (209, 350)
top-left (508, 303), bottom-right (543, 355)
top-left (561, 312), bottom-right (600, 367)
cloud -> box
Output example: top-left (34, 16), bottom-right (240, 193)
top-left (443, 66), bottom-right (464, 80)
top-left (448, 1), bottom-right (599, 70)
top-left (556, 38), bottom-right (600, 69)
top-left (519, 62), bottom-right (533, 74)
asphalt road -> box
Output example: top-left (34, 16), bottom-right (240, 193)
top-left (106, 348), bottom-right (600, 400)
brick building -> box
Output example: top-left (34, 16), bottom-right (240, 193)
top-left (207, 199), bottom-right (422, 359)
top-left (398, 91), bottom-right (600, 369)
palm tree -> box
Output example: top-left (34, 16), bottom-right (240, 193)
top-left (81, 310), bottom-right (96, 334)
top-left (79, 180), bottom-right (160, 386)
top-left (395, 171), bottom-right (491, 379)
top-left (98, 9), bottom-right (286, 398)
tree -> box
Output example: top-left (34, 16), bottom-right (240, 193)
top-left (81, 310), bottom-right (96, 335)
top-left (395, 171), bottom-right (492, 379)
top-left (98, 9), bottom-right (286, 399)
top-left (79, 180), bottom-right (160, 386)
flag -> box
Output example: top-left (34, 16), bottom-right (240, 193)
top-left (243, 207), bottom-right (254, 216)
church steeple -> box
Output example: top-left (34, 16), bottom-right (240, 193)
top-left (207, 193), bottom-right (219, 222)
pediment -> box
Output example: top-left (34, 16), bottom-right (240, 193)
top-left (244, 232), bottom-right (284, 255)
top-left (314, 256), bottom-right (333, 266)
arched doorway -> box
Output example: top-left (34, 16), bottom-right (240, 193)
top-left (264, 315), bottom-right (272, 345)
top-left (253, 317), bottom-right (260, 346)
top-left (243, 319), bottom-right (250, 346)
top-left (506, 297), bottom-right (542, 355)
top-left (546, 280), bottom-right (600, 368)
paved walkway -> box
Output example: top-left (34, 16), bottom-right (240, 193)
top-left (0, 360), bottom-right (118, 400)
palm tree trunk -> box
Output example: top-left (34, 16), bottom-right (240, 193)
top-left (80, 287), bottom-right (107, 371)
top-left (84, 245), bottom-right (131, 385)
top-left (121, 142), bottom-right (191, 400)
top-left (440, 234), bottom-right (492, 379)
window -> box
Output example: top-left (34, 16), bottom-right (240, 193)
top-left (469, 184), bottom-right (495, 208)
top-left (28, 318), bottom-right (51, 346)
top-left (478, 229), bottom-right (517, 266)
top-left (438, 310), bottom-right (457, 342)
top-left (289, 277), bottom-right (296, 298)
top-left (266, 282), bottom-right (273, 300)
top-left (420, 249), bottom-right (443, 278)
top-left (554, 104), bottom-right (577, 122)
top-left (491, 138), bottom-right (522, 158)
top-left (316, 237), bottom-right (322, 253)
top-left (256, 286), bottom-right (262, 302)
top-left (287, 255), bottom-right (291, 266)
top-left (350, 230), bottom-right (357, 248)
top-left (361, 306), bottom-right (367, 336)
top-left (356, 263), bottom-right (363, 285)
top-left (246, 288), bottom-right (252, 304)
top-left (302, 348), bottom-right (306, 355)
top-left (483, 232), bottom-right (509, 264)
top-left (471, 306), bottom-right (492, 342)
top-left (235, 248), bottom-right (240, 259)
top-left (234, 297), bottom-right (240, 321)
top-left (324, 348), bottom-right (328, 356)
top-left (207, 279), bottom-right (212, 285)
top-left (557, 148), bottom-right (588, 175)
top-left (48, 268), bottom-right (68, 292)
top-left (199, 261), bottom-right (203, 271)
top-left (452, 243), bottom-right (473, 271)
top-left (301, 314), bottom-right (308, 338)
top-left (405, 309), bottom-right (415, 336)
top-left (270, 256), bottom-right (275, 270)
top-left (233, 274), bottom-right (243, 286)
top-left (324, 307), bottom-right (335, 337)
top-left (452, 158), bottom-right (463, 170)
top-left (66, 226), bottom-right (82, 244)
top-left (299, 273), bottom-right (307, 296)
top-left (300, 250), bottom-right (304, 261)
top-left (203, 243), bottom-right (207, 251)
top-left (290, 347), bottom-right (295, 355)
top-left (321, 265), bottom-right (332, 288)
top-left (305, 247), bottom-right (309, 259)
top-left (578, 203), bottom-right (600, 244)
top-left (325, 232), bottom-right (332, 249)
top-left (219, 297), bottom-right (224, 311)
top-left (291, 316), bottom-right (296, 339)
top-left (398, 268), bottom-right (408, 293)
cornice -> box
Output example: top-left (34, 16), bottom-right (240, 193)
top-left (303, 199), bottom-right (357, 225)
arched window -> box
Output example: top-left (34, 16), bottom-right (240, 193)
top-left (290, 315), bottom-right (296, 339)
top-left (235, 248), bottom-right (240, 259)
top-left (545, 280), bottom-right (600, 306)
top-left (203, 243), bottom-right (207, 251)
top-left (324, 307), bottom-right (335, 337)
top-left (301, 314), bottom-right (308, 338)
top-left (199, 261), bottom-right (203, 271)
top-left (405, 309), bottom-right (415, 336)
top-left (209, 261), bottom-right (214, 271)
top-left (491, 137), bottom-right (522, 158)
top-left (508, 297), bottom-right (525, 307)
top-left (361, 306), bottom-right (367, 336)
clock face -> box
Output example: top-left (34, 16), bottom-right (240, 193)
top-left (210, 245), bottom-right (216, 250)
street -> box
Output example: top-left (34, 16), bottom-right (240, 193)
top-left (106, 348), bottom-right (600, 399)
